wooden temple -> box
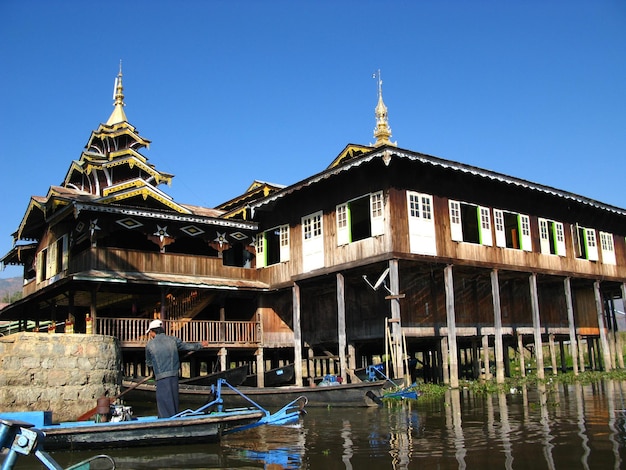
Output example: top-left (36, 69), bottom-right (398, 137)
top-left (2, 67), bottom-right (625, 388)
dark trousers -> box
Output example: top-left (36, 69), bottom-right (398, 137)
top-left (155, 376), bottom-right (179, 418)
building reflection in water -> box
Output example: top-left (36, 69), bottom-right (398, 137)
top-left (341, 419), bottom-right (353, 469)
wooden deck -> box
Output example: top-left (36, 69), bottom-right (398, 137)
top-left (96, 317), bottom-right (261, 348)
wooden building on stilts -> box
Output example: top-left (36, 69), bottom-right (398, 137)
top-left (2, 68), bottom-right (625, 388)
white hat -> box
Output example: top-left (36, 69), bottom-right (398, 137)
top-left (146, 319), bottom-right (163, 333)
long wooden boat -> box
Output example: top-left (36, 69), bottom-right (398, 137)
top-left (0, 380), bottom-right (306, 451)
top-left (123, 378), bottom-right (386, 408)
top-left (179, 364), bottom-right (249, 387)
top-left (243, 363), bottom-right (295, 387)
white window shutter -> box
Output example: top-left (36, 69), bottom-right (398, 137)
top-left (370, 191), bottom-right (384, 237)
top-left (494, 209), bottom-right (506, 248)
top-left (302, 212), bottom-right (324, 272)
top-left (47, 241), bottom-right (57, 278)
top-left (478, 206), bottom-right (493, 246)
top-left (449, 200), bottom-right (463, 242)
top-left (255, 233), bottom-right (266, 268)
top-left (36, 251), bottom-right (43, 283)
top-left (538, 218), bottom-right (550, 254)
top-left (555, 222), bottom-right (566, 256)
top-left (336, 203), bottom-right (350, 246)
top-left (407, 192), bottom-right (437, 256)
top-left (599, 232), bottom-right (616, 265)
top-left (279, 225), bottom-right (290, 262)
top-left (519, 214), bottom-right (532, 252)
top-left (585, 228), bottom-right (599, 261)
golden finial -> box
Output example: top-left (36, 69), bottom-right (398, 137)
top-left (106, 60), bottom-right (128, 125)
top-left (372, 69), bottom-right (396, 147)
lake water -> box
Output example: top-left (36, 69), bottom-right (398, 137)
top-left (9, 380), bottom-right (626, 469)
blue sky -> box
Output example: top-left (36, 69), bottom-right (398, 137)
top-left (1, 1), bottom-right (624, 279)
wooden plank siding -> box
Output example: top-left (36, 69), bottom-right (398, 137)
top-left (259, 186), bottom-right (625, 290)
top-left (69, 247), bottom-right (259, 281)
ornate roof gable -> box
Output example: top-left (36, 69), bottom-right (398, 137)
top-left (60, 65), bottom-right (183, 212)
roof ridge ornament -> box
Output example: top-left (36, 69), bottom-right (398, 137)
top-left (106, 60), bottom-right (128, 126)
top-left (372, 69), bottom-right (397, 148)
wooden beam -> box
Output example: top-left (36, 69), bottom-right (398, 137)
top-left (336, 273), bottom-right (347, 383)
top-left (444, 265), bottom-right (459, 388)
top-left (292, 282), bottom-right (303, 386)
top-left (529, 273), bottom-right (545, 380)
top-left (490, 269), bottom-right (505, 384)
top-left (594, 281), bottom-right (612, 371)
top-left (564, 277), bottom-right (579, 375)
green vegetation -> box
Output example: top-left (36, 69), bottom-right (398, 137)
top-left (415, 369), bottom-right (626, 400)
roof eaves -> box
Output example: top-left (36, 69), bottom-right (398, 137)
top-left (249, 146), bottom-right (626, 217)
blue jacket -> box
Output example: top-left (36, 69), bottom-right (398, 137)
top-left (145, 333), bottom-right (203, 380)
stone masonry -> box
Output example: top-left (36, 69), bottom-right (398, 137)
top-left (0, 332), bottom-right (121, 423)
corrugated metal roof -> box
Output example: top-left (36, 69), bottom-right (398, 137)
top-left (249, 146), bottom-right (626, 217)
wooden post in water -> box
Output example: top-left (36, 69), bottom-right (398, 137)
top-left (548, 334), bottom-right (557, 375)
top-left (529, 273), bottom-right (545, 380)
top-left (564, 277), bottom-right (578, 375)
top-left (491, 269), bottom-right (505, 383)
top-left (336, 273), bottom-right (347, 383)
top-left (482, 334), bottom-right (491, 380)
top-left (577, 335), bottom-right (586, 372)
top-left (293, 282), bottom-right (303, 386)
top-left (618, 282), bottom-right (626, 369)
top-left (441, 336), bottom-right (449, 385)
top-left (594, 281), bottom-right (612, 371)
top-left (518, 334), bottom-right (526, 378)
top-left (444, 265), bottom-right (459, 388)
top-left (388, 259), bottom-right (404, 381)
top-left (255, 347), bottom-right (265, 388)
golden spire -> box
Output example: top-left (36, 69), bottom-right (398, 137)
top-left (106, 61), bottom-right (128, 125)
top-left (372, 70), bottom-right (396, 147)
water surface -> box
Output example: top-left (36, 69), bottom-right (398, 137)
top-left (10, 380), bottom-right (626, 469)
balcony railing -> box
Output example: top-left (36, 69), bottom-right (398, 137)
top-left (96, 317), bottom-right (261, 348)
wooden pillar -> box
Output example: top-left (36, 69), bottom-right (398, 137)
top-left (619, 283), bottom-right (626, 369)
top-left (347, 343), bottom-right (357, 382)
top-left (548, 334), bottom-right (557, 375)
top-left (90, 289), bottom-right (97, 334)
top-left (255, 348), bottom-right (265, 388)
top-left (482, 334), bottom-right (491, 380)
top-left (518, 334), bottom-right (526, 378)
top-left (491, 269), bottom-right (505, 383)
top-left (441, 336), bottom-right (450, 385)
top-left (594, 281), bottom-right (612, 371)
top-left (559, 340), bottom-right (567, 373)
top-left (389, 259), bottom-right (404, 381)
top-left (503, 342), bottom-right (511, 377)
top-left (293, 283), bottom-right (303, 386)
top-left (471, 340), bottom-right (480, 379)
top-left (336, 273), bottom-right (348, 383)
top-left (218, 347), bottom-right (227, 371)
top-left (587, 339), bottom-right (596, 370)
top-left (307, 347), bottom-right (315, 385)
top-left (577, 334), bottom-right (586, 372)
top-left (564, 277), bottom-right (579, 375)
top-left (444, 265), bottom-right (459, 388)
top-left (529, 273), bottom-right (545, 380)
top-left (607, 297), bottom-right (619, 369)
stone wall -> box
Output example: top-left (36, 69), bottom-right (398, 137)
top-left (0, 332), bottom-right (121, 422)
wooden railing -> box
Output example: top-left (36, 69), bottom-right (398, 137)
top-left (96, 317), bottom-right (261, 348)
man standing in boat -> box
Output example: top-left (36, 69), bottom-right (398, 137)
top-left (145, 319), bottom-right (209, 418)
